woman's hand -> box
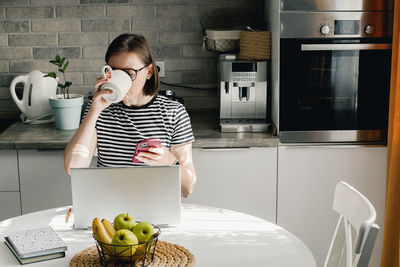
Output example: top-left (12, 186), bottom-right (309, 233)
top-left (136, 145), bottom-right (177, 166)
top-left (89, 72), bottom-right (113, 114)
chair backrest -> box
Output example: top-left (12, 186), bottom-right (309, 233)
top-left (323, 181), bottom-right (379, 267)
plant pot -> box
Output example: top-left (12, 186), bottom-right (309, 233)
top-left (49, 94), bottom-right (84, 130)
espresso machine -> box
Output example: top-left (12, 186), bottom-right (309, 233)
top-left (219, 56), bottom-right (269, 132)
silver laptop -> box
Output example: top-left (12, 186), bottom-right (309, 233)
top-left (70, 166), bottom-right (181, 229)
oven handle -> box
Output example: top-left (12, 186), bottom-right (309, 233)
top-left (301, 43), bottom-right (392, 51)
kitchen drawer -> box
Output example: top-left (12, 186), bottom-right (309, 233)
top-left (0, 192), bottom-right (21, 221)
top-left (18, 150), bottom-right (72, 214)
top-left (185, 147), bottom-right (277, 222)
top-left (0, 150), bottom-right (19, 191)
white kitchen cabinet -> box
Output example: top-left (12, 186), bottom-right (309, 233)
top-left (0, 150), bottom-right (21, 221)
top-left (0, 150), bottom-right (19, 191)
top-left (18, 150), bottom-right (72, 214)
top-left (185, 147), bottom-right (277, 223)
top-left (0, 192), bottom-right (21, 221)
top-left (277, 145), bottom-right (386, 267)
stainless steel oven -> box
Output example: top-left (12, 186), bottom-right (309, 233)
top-left (273, 7), bottom-right (393, 143)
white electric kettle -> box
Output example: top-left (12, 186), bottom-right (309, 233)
top-left (10, 70), bottom-right (58, 124)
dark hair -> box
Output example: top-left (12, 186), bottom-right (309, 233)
top-left (105, 34), bottom-right (159, 96)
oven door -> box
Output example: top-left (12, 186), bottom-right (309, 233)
top-left (280, 39), bottom-right (392, 143)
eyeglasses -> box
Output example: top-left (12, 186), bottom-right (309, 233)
top-left (108, 64), bottom-right (149, 81)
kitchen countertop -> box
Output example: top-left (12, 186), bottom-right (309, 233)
top-left (0, 110), bottom-right (278, 150)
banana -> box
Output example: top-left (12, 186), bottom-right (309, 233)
top-left (92, 218), bottom-right (115, 255)
top-left (92, 218), bottom-right (112, 244)
top-left (102, 218), bottom-right (116, 239)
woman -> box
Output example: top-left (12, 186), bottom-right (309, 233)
top-left (64, 34), bottom-right (196, 197)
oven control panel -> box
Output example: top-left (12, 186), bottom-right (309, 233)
top-left (280, 12), bottom-right (393, 38)
top-left (320, 20), bottom-right (375, 36)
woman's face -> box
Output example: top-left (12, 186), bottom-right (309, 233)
top-left (107, 52), bottom-right (153, 98)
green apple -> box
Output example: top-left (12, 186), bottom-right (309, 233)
top-left (132, 222), bottom-right (154, 243)
top-left (111, 229), bottom-right (138, 256)
top-left (114, 213), bottom-right (135, 231)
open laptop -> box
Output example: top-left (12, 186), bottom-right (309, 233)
top-left (70, 166), bottom-right (181, 229)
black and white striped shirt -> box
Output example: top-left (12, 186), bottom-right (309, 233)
top-left (84, 94), bottom-right (194, 167)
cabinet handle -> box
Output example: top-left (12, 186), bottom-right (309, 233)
top-left (200, 147), bottom-right (250, 151)
top-left (301, 43), bottom-right (392, 51)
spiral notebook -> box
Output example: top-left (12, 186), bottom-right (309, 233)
top-left (4, 226), bottom-right (67, 264)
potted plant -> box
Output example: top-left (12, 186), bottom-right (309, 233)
top-left (46, 55), bottom-right (83, 130)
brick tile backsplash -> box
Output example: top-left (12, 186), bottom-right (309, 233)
top-left (56, 5), bottom-right (105, 18)
top-left (159, 32), bottom-right (202, 45)
top-left (167, 58), bottom-right (206, 71)
top-left (0, 0), bottom-right (29, 7)
top-left (33, 47), bottom-right (81, 59)
top-left (68, 59), bottom-right (105, 72)
top-left (80, 0), bottom-right (106, 4)
top-left (0, 47), bottom-right (31, 59)
top-left (31, 0), bottom-right (80, 5)
top-left (131, 0), bottom-right (181, 4)
top-left (183, 45), bottom-right (217, 58)
top-left (0, 21), bottom-right (29, 33)
top-left (0, 74), bottom-right (15, 87)
top-left (82, 19), bottom-right (130, 32)
top-left (9, 34), bottom-right (57, 46)
top-left (151, 45), bottom-right (181, 59)
top-left (0, 34), bottom-right (7, 46)
top-left (82, 46), bottom-right (107, 59)
top-left (0, 0), bottom-right (264, 118)
top-left (59, 32), bottom-right (108, 45)
top-left (32, 19), bottom-right (81, 32)
top-left (0, 61), bottom-right (8, 72)
top-left (106, 5), bottom-right (155, 17)
top-left (156, 5), bottom-right (206, 17)
top-left (83, 72), bottom-right (100, 85)
top-left (131, 18), bottom-right (181, 31)
top-left (6, 6), bottom-right (54, 19)
top-left (10, 60), bottom-right (56, 73)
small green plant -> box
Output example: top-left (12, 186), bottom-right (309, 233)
top-left (45, 55), bottom-right (72, 99)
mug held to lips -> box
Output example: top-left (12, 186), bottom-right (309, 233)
top-left (100, 65), bottom-right (132, 103)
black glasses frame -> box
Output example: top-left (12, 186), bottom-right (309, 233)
top-left (108, 64), bottom-right (149, 81)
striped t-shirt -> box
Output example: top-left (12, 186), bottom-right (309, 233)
top-left (84, 94), bottom-right (194, 167)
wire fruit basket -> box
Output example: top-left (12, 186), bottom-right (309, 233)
top-left (93, 225), bottom-right (161, 267)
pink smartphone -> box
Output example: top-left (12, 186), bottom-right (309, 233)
top-left (132, 138), bottom-right (161, 163)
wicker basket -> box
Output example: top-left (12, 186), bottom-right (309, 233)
top-left (203, 29), bottom-right (241, 52)
top-left (239, 31), bottom-right (271, 60)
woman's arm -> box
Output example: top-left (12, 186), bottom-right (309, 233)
top-left (136, 142), bottom-right (197, 198)
top-left (170, 143), bottom-right (197, 198)
top-left (64, 110), bottom-right (99, 175)
top-left (64, 74), bottom-right (113, 175)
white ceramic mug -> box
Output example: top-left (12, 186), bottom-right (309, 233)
top-left (100, 65), bottom-right (132, 103)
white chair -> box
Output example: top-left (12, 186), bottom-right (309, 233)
top-left (323, 181), bottom-right (379, 267)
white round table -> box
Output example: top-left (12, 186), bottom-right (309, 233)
top-left (0, 203), bottom-right (316, 267)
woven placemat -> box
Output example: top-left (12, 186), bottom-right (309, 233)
top-left (70, 240), bottom-right (195, 267)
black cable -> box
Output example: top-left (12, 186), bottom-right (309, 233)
top-left (160, 80), bottom-right (216, 91)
